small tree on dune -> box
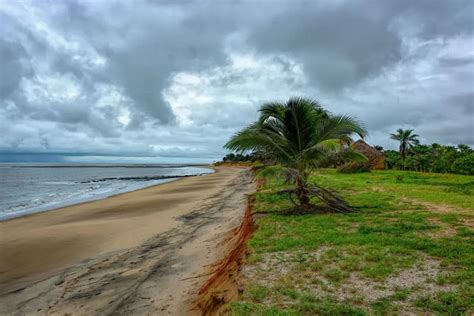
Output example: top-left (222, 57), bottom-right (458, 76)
top-left (225, 97), bottom-right (367, 213)
top-left (390, 128), bottom-right (420, 161)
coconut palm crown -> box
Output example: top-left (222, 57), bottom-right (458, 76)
top-left (225, 97), bottom-right (367, 211)
top-left (390, 128), bottom-right (420, 161)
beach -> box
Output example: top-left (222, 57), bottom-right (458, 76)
top-left (0, 166), bottom-right (255, 315)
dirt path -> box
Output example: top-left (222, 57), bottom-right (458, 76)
top-left (0, 167), bottom-right (255, 315)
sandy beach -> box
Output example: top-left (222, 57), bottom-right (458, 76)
top-left (0, 166), bottom-right (255, 315)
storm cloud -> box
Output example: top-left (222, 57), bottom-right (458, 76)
top-left (1, 0), bottom-right (473, 162)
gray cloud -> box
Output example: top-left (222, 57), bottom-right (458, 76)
top-left (247, 2), bottom-right (402, 90)
top-left (0, 38), bottom-right (28, 98)
top-left (60, 0), bottom-right (237, 125)
top-left (0, 0), bottom-right (473, 162)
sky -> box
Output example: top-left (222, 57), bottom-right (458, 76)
top-left (1, 0), bottom-right (473, 163)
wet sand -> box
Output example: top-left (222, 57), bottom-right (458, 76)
top-left (0, 166), bottom-right (255, 315)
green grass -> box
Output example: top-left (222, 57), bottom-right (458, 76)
top-left (232, 169), bottom-right (474, 315)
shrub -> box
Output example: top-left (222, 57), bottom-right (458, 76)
top-left (337, 162), bottom-right (371, 173)
top-left (451, 154), bottom-right (474, 175)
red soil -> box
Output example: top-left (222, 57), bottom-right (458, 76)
top-left (195, 176), bottom-right (263, 315)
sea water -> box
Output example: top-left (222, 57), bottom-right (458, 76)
top-left (0, 164), bottom-right (213, 220)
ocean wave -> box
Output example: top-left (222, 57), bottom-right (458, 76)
top-left (79, 173), bottom-right (207, 183)
top-left (42, 181), bottom-right (76, 185)
top-left (0, 166), bottom-right (214, 221)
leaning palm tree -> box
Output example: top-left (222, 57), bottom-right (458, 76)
top-left (390, 129), bottom-right (420, 161)
top-left (225, 97), bottom-right (367, 213)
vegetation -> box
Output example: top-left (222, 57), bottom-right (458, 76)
top-left (383, 143), bottom-right (474, 175)
top-left (225, 97), bottom-right (367, 212)
top-left (336, 161), bottom-right (371, 174)
top-left (231, 169), bottom-right (474, 315)
top-left (313, 128), bottom-right (474, 175)
top-left (452, 153), bottom-right (474, 175)
top-left (390, 129), bottom-right (420, 161)
top-left (223, 153), bottom-right (254, 162)
top-left (222, 98), bottom-right (473, 314)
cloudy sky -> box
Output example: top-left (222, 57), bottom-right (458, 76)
top-left (1, 0), bottom-right (473, 163)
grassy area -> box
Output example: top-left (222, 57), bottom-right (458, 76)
top-left (231, 169), bottom-right (474, 315)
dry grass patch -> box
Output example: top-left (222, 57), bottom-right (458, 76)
top-left (423, 217), bottom-right (458, 238)
top-left (239, 248), bottom-right (458, 314)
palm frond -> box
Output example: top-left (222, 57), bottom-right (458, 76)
top-left (254, 165), bottom-right (299, 184)
top-left (314, 114), bottom-right (367, 144)
top-left (342, 149), bottom-right (368, 162)
top-left (224, 123), bottom-right (293, 162)
top-left (302, 138), bottom-right (341, 160)
top-left (390, 133), bottom-right (401, 141)
top-left (258, 102), bottom-right (285, 124)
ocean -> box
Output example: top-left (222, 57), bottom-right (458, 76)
top-left (0, 164), bottom-right (214, 220)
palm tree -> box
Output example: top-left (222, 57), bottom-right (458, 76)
top-left (225, 97), bottom-right (367, 212)
top-left (390, 129), bottom-right (420, 161)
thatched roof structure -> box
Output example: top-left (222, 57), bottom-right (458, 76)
top-left (351, 140), bottom-right (385, 170)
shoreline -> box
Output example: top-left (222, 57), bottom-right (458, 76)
top-left (0, 166), bottom-right (215, 222)
top-left (0, 166), bottom-right (254, 314)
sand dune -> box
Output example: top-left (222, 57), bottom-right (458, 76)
top-left (0, 166), bottom-right (255, 315)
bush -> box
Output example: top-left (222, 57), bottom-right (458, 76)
top-left (337, 162), bottom-right (371, 173)
top-left (451, 154), bottom-right (474, 175)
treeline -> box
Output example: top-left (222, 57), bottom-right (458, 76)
top-left (223, 144), bottom-right (474, 175)
top-left (222, 153), bottom-right (253, 162)
top-left (382, 143), bottom-right (473, 175)
top-left (383, 128), bottom-right (473, 175)
top-left (222, 128), bottom-right (474, 176)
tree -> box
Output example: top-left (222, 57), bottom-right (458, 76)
top-left (458, 144), bottom-right (473, 155)
top-left (224, 97), bottom-right (367, 212)
top-left (383, 150), bottom-right (400, 169)
top-left (390, 129), bottom-right (420, 161)
top-left (411, 144), bottom-right (432, 172)
top-left (452, 153), bottom-right (474, 175)
top-left (381, 142), bottom-right (474, 174)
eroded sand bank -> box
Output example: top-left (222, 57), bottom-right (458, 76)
top-left (0, 166), bottom-right (255, 315)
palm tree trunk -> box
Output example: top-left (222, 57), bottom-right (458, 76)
top-left (401, 142), bottom-right (406, 161)
top-left (296, 177), bottom-right (311, 210)
top-left (400, 142), bottom-right (406, 170)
